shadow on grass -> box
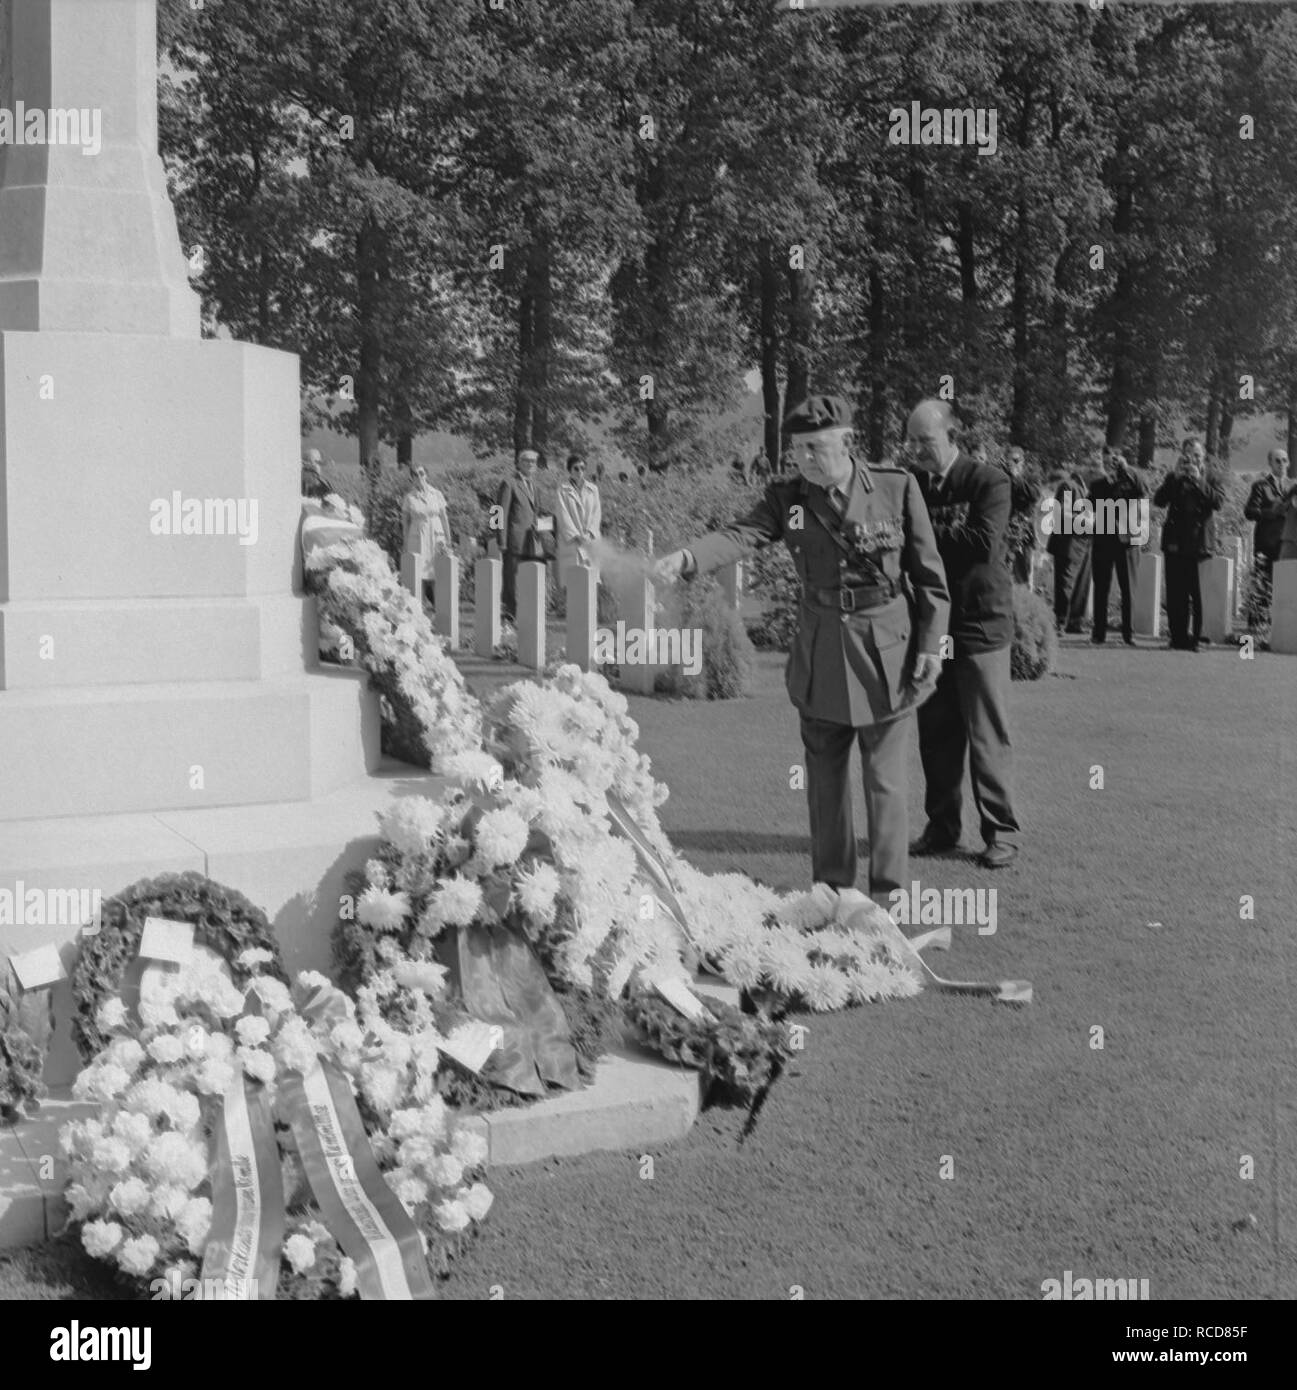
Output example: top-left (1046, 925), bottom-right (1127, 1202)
top-left (0, 1232), bottom-right (130, 1302)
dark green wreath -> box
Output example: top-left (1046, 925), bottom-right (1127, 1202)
top-left (1, 975), bottom-right (51, 1122)
top-left (622, 989), bottom-right (796, 1110)
top-left (71, 872), bottom-right (288, 1063)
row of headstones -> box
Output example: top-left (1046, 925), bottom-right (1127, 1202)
top-left (1028, 549), bottom-right (1297, 650)
top-left (406, 544), bottom-right (1296, 667)
top-left (399, 548), bottom-right (745, 679)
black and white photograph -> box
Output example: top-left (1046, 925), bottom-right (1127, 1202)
top-left (0, 0), bottom-right (1293, 1346)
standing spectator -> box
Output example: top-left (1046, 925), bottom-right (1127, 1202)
top-left (1001, 445), bottom-right (1043, 585)
top-left (1046, 456), bottom-right (1093, 631)
top-left (1243, 448), bottom-right (1296, 633)
top-left (1088, 449), bottom-right (1146, 646)
top-left (906, 399), bottom-right (1021, 870)
top-left (556, 454), bottom-right (602, 586)
top-left (496, 449), bottom-right (543, 619)
top-left (1154, 437), bottom-right (1225, 652)
top-left (401, 464), bottom-right (452, 609)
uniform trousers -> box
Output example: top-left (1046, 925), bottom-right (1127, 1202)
top-left (917, 645), bottom-right (1020, 847)
top-left (799, 709), bottom-right (912, 901)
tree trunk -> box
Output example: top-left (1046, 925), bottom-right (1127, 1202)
top-left (867, 271), bottom-right (888, 460)
top-left (1288, 374), bottom-right (1297, 462)
top-left (1137, 410), bottom-right (1156, 469)
top-left (355, 216), bottom-right (386, 503)
top-left (758, 239), bottom-right (782, 472)
top-left (531, 232), bottom-right (552, 465)
top-left (956, 201), bottom-right (977, 304)
top-left (643, 236), bottom-right (671, 472)
top-left (786, 254), bottom-right (814, 411)
top-left (1105, 137), bottom-right (1135, 447)
top-left (1009, 89), bottom-right (1034, 443)
top-left (1205, 386), bottom-right (1221, 460)
top-left (513, 277), bottom-right (534, 457)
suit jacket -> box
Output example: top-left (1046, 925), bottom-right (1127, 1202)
top-left (1153, 471), bottom-right (1225, 559)
top-left (1244, 475), bottom-right (1292, 561)
top-left (686, 461), bottom-right (949, 726)
top-left (496, 474), bottom-right (540, 556)
top-left (915, 453), bottom-right (1013, 652)
top-left (1088, 466), bottom-right (1148, 550)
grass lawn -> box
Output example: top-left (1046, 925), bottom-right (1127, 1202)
top-left (4, 636), bottom-right (1292, 1300)
top-left (437, 637), bottom-right (1295, 1300)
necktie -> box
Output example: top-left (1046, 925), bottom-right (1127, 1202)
top-left (828, 486), bottom-right (847, 518)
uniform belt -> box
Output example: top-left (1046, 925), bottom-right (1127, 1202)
top-left (807, 582), bottom-right (897, 613)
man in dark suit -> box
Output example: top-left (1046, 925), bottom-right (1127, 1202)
top-left (905, 399), bottom-right (1021, 869)
top-left (655, 394), bottom-right (949, 903)
top-left (1153, 437), bottom-right (1225, 651)
top-left (495, 449), bottom-right (542, 619)
top-left (1242, 447), bottom-right (1296, 634)
top-left (1088, 448), bottom-right (1147, 645)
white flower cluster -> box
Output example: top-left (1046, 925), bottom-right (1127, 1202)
top-left (304, 536), bottom-right (481, 765)
top-left (64, 950), bottom-right (492, 1293)
top-left (674, 871), bottom-right (922, 1009)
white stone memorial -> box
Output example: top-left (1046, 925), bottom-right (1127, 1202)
top-left (1198, 556), bottom-right (1234, 645)
top-left (401, 549), bottom-right (425, 600)
top-left (474, 555), bottom-right (501, 656)
top-left (1133, 553), bottom-right (1162, 637)
top-left (0, 0), bottom-right (444, 1079)
top-left (565, 564), bottom-right (597, 672)
top-left (433, 551), bottom-right (459, 648)
top-left (1270, 559), bottom-right (1297, 655)
top-left (517, 561), bottom-right (546, 669)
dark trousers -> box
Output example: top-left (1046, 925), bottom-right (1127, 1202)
top-left (917, 645), bottom-right (1020, 847)
top-left (799, 711), bottom-right (912, 901)
top-left (1052, 541), bottom-right (1092, 628)
top-left (1164, 553), bottom-right (1203, 648)
top-left (502, 551), bottom-right (520, 619)
top-left (1091, 544), bottom-right (1138, 641)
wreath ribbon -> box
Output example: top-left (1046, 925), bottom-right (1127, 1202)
top-left (278, 1057), bottom-right (436, 1301)
top-left (201, 1074), bottom-right (284, 1300)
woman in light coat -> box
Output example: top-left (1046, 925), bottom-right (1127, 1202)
top-left (556, 454), bottom-right (602, 584)
top-left (401, 464), bottom-right (452, 606)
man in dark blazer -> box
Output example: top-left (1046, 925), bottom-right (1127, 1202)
top-left (1153, 438), bottom-right (1225, 651)
top-left (495, 449), bottom-right (542, 619)
top-left (1088, 448), bottom-right (1147, 645)
top-left (905, 399), bottom-right (1021, 869)
top-left (655, 394), bottom-right (949, 903)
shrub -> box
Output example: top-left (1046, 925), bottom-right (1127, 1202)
top-left (1011, 583), bottom-right (1058, 680)
top-left (655, 576), bottom-right (754, 700)
top-left (745, 542), bottom-right (799, 652)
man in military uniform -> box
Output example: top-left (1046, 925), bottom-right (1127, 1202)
top-left (654, 394), bottom-right (949, 902)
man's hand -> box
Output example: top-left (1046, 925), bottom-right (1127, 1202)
top-left (654, 550), bottom-right (690, 583)
top-left (905, 651), bottom-right (943, 701)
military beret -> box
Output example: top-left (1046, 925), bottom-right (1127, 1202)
top-left (783, 394), bottom-right (853, 435)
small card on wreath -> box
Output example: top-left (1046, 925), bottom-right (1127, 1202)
top-left (654, 976), bottom-right (708, 1021)
top-left (440, 1021), bottom-right (505, 1074)
top-left (8, 943), bottom-right (67, 992)
top-left (139, 916), bottom-right (196, 964)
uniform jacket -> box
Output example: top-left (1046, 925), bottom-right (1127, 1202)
top-left (914, 453), bottom-right (1014, 653)
top-left (1088, 466), bottom-right (1148, 550)
top-left (496, 474), bottom-right (542, 557)
top-left (1244, 475), bottom-right (1292, 561)
top-left (1153, 471), bottom-right (1225, 560)
top-left (556, 479), bottom-right (602, 574)
top-left (686, 461), bottom-right (949, 726)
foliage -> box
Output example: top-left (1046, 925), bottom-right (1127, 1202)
top-left (746, 541), bottom-right (800, 652)
top-left (0, 974), bottom-right (50, 1121)
top-left (654, 577), bottom-right (755, 701)
top-left (622, 989), bottom-right (794, 1108)
top-left (1011, 585), bottom-right (1059, 682)
top-left (70, 874), bottom-right (287, 1064)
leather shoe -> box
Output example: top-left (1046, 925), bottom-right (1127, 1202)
top-left (980, 841), bottom-right (1018, 869)
top-left (910, 828), bottom-right (959, 857)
